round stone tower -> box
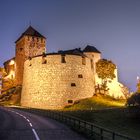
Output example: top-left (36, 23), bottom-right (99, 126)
top-left (15, 26), bottom-right (46, 86)
top-left (21, 53), bottom-right (95, 109)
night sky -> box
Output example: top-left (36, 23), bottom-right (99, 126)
top-left (0, 0), bottom-right (140, 92)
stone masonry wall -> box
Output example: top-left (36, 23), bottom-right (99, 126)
top-left (21, 54), bottom-right (95, 109)
top-left (15, 36), bottom-right (46, 86)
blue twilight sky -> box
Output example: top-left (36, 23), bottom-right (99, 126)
top-left (0, 0), bottom-right (140, 92)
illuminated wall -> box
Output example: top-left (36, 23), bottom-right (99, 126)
top-left (15, 36), bottom-right (46, 86)
top-left (83, 52), bottom-right (126, 99)
top-left (21, 54), bottom-right (94, 109)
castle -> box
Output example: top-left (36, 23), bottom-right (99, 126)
top-left (3, 26), bottom-right (127, 109)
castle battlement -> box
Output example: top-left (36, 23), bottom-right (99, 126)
top-left (26, 53), bottom-right (91, 67)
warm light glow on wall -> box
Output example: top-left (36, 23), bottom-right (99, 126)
top-left (9, 60), bottom-right (15, 65)
top-left (5, 70), bottom-right (15, 79)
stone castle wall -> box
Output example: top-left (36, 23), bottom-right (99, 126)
top-left (15, 36), bottom-right (46, 86)
top-left (21, 54), bottom-right (95, 109)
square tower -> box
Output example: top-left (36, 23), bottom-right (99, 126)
top-left (15, 26), bottom-right (46, 85)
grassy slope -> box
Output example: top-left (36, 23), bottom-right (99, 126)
top-left (62, 95), bottom-right (140, 139)
top-left (64, 94), bottom-right (125, 111)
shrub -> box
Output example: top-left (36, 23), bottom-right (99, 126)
top-left (126, 92), bottom-right (140, 106)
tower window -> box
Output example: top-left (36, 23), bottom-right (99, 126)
top-left (78, 74), bottom-right (83, 78)
top-left (71, 83), bottom-right (76, 87)
top-left (61, 54), bottom-right (66, 63)
top-left (19, 48), bottom-right (23, 51)
top-left (82, 57), bottom-right (86, 65)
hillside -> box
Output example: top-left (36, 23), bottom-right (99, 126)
top-left (64, 94), bottom-right (126, 111)
top-left (62, 95), bottom-right (140, 139)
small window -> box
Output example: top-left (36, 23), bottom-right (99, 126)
top-left (91, 59), bottom-right (93, 69)
top-left (61, 54), bottom-right (66, 63)
top-left (82, 57), bottom-right (86, 65)
top-left (19, 48), bottom-right (23, 51)
top-left (78, 74), bottom-right (83, 78)
top-left (42, 58), bottom-right (47, 64)
top-left (68, 100), bottom-right (73, 104)
top-left (42, 54), bottom-right (47, 64)
top-left (71, 83), bottom-right (76, 87)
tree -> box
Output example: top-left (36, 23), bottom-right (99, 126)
top-left (0, 67), bottom-right (7, 79)
top-left (96, 59), bottom-right (116, 94)
top-left (0, 67), bottom-right (14, 91)
top-left (136, 80), bottom-right (140, 93)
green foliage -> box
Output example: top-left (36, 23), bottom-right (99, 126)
top-left (2, 78), bottom-right (15, 90)
top-left (0, 86), bottom-right (22, 105)
top-left (64, 94), bottom-right (125, 111)
top-left (96, 59), bottom-right (116, 81)
top-left (96, 59), bottom-right (116, 94)
top-left (126, 92), bottom-right (140, 106)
